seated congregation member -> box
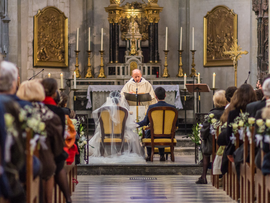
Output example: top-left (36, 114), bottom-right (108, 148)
top-left (137, 87), bottom-right (178, 162)
top-left (88, 91), bottom-right (144, 163)
top-left (217, 86), bottom-right (238, 146)
top-left (219, 84), bottom-right (256, 175)
top-left (0, 95), bottom-right (28, 203)
top-left (255, 89), bottom-right (264, 101)
top-left (17, 80), bottom-right (65, 203)
top-left (0, 61), bottom-right (31, 108)
top-left (246, 74), bottom-right (270, 117)
top-left (41, 78), bottom-right (72, 203)
top-left (196, 90), bottom-right (227, 184)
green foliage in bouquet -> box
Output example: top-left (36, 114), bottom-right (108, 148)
top-left (188, 123), bottom-right (201, 146)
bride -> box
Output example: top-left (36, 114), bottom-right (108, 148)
top-left (88, 91), bottom-right (145, 163)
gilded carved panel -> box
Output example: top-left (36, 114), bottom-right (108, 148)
top-left (204, 6), bottom-right (238, 67)
top-left (34, 6), bottom-right (68, 67)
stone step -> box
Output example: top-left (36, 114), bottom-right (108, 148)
top-left (174, 147), bottom-right (195, 155)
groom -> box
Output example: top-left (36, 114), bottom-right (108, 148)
top-left (137, 87), bottom-right (178, 161)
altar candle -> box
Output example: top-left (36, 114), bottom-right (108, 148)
top-left (60, 73), bottom-right (63, 89)
top-left (213, 72), bottom-right (216, 88)
top-left (192, 27), bottom-right (195, 50)
top-left (101, 28), bottom-right (104, 51)
top-left (180, 27), bottom-right (182, 50)
top-left (165, 27), bottom-right (168, 50)
top-left (197, 72), bottom-right (200, 84)
top-left (76, 28), bottom-right (79, 51)
top-left (184, 73), bottom-right (187, 89)
top-left (74, 71), bottom-right (76, 89)
top-left (88, 27), bottom-right (91, 51)
top-left (48, 73), bottom-right (51, 78)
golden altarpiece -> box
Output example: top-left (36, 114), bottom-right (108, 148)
top-left (105, 0), bottom-right (163, 78)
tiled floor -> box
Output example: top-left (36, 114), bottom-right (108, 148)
top-left (71, 175), bottom-right (236, 202)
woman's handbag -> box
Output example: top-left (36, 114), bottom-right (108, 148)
top-left (201, 135), bottom-right (212, 155)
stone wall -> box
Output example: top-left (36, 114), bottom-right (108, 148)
top-left (190, 0), bottom-right (257, 113)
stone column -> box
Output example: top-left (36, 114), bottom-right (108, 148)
top-left (154, 22), bottom-right (159, 63)
top-left (109, 23), bottom-right (114, 63)
top-left (149, 22), bottom-right (154, 63)
top-left (114, 23), bottom-right (119, 63)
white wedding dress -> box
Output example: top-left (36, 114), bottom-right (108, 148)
top-left (88, 93), bottom-right (145, 164)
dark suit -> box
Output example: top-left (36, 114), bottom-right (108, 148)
top-left (246, 99), bottom-right (266, 117)
top-left (137, 101), bottom-right (178, 157)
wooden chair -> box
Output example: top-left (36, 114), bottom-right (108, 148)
top-left (98, 106), bottom-right (128, 156)
top-left (211, 126), bottom-right (220, 189)
top-left (26, 130), bottom-right (40, 203)
top-left (265, 173), bottom-right (270, 202)
top-left (225, 132), bottom-right (240, 200)
top-left (240, 127), bottom-right (255, 203)
top-left (142, 107), bottom-right (178, 162)
top-left (255, 146), bottom-right (265, 203)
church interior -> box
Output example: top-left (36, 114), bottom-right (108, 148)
top-left (1, 0), bottom-right (270, 202)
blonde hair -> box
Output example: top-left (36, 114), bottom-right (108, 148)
top-left (17, 80), bottom-right (45, 102)
top-left (213, 90), bottom-right (227, 108)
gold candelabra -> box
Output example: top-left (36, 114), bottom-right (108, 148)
top-left (177, 50), bottom-right (184, 77)
top-left (98, 50), bottom-right (106, 78)
top-left (74, 50), bottom-right (81, 78)
top-left (85, 51), bottom-right (93, 78)
top-left (162, 50), bottom-right (170, 78)
top-left (190, 50), bottom-right (197, 77)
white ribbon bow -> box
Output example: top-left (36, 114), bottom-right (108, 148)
top-left (5, 134), bottom-right (14, 162)
top-left (210, 125), bottom-right (216, 138)
top-left (246, 127), bottom-right (251, 138)
top-left (255, 134), bottom-right (263, 147)
top-left (264, 135), bottom-right (270, 144)
top-left (230, 133), bottom-right (236, 144)
top-left (30, 134), bottom-right (48, 153)
top-left (238, 128), bottom-right (244, 140)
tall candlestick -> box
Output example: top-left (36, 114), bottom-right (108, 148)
top-left (48, 73), bottom-right (51, 78)
top-left (76, 28), bottom-right (79, 51)
top-left (197, 72), bottom-right (200, 84)
top-left (180, 27), bottom-right (183, 50)
top-left (74, 71), bottom-right (76, 89)
top-left (165, 27), bottom-right (168, 50)
top-left (88, 27), bottom-right (91, 51)
top-left (213, 72), bottom-right (216, 88)
top-left (192, 27), bottom-right (194, 50)
top-left (101, 28), bottom-right (104, 51)
top-left (184, 73), bottom-right (187, 89)
top-left (60, 73), bottom-right (64, 89)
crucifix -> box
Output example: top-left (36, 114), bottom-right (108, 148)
top-left (224, 39), bottom-right (248, 86)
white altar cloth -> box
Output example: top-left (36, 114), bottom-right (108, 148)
top-left (86, 85), bottom-right (183, 110)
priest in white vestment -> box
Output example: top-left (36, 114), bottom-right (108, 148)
top-left (121, 69), bottom-right (157, 110)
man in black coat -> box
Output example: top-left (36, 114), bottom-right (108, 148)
top-left (137, 87), bottom-right (178, 161)
top-left (246, 74), bottom-right (270, 117)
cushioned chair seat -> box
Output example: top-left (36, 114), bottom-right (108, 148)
top-left (101, 138), bottom-right (127, 143)
top-left (142, 138), bottom-right (177, 143)
top-left (154, 147), bottom-right (171, 153)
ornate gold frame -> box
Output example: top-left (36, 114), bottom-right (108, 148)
top-left (34, 6), bottom-right (68, 67)
top-left (203, 5), bottom-right (237, 67)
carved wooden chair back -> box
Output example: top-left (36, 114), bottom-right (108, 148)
top-left (98, 106), bottom-right (128, 155)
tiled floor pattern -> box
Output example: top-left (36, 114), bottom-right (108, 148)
top-left (71, 175), bottom-right (236, 203)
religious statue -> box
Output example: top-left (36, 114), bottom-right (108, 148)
top-left (126, 18), bottom-right (142, 56)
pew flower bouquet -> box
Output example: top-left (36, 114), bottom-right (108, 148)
top-left (77, 124), bottom-right (87, 151)
top-left (264, 119), bottom-right (270, 144)
top-left (189, 123), bottom-right (202, 146)
top-left (255, 119), bottom-right (265, 147)
top-left (204, 113), bottom-right (220, 136)
top-left (228, 112), bottom-right (250, 143)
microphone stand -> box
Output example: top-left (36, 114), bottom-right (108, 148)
top-left (136, 87), bottom-right (138, 123)
top-left (244, 71), bottom-right (251, 84)
top-left (28, 69), bottom-right (44, 80)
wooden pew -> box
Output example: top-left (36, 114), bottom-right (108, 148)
top-left (211, 126), bottom-right (220, 189)
top-left (240, 127), bottom-right (255, 203)
top-left (26, 130), bottom-right (40, 203)
top-left (225, 132), bottom-right (240, 200)
top-left (255, 146), bottom-right (265, 203)
top-left (0, 197), bottom-right (10, 203)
